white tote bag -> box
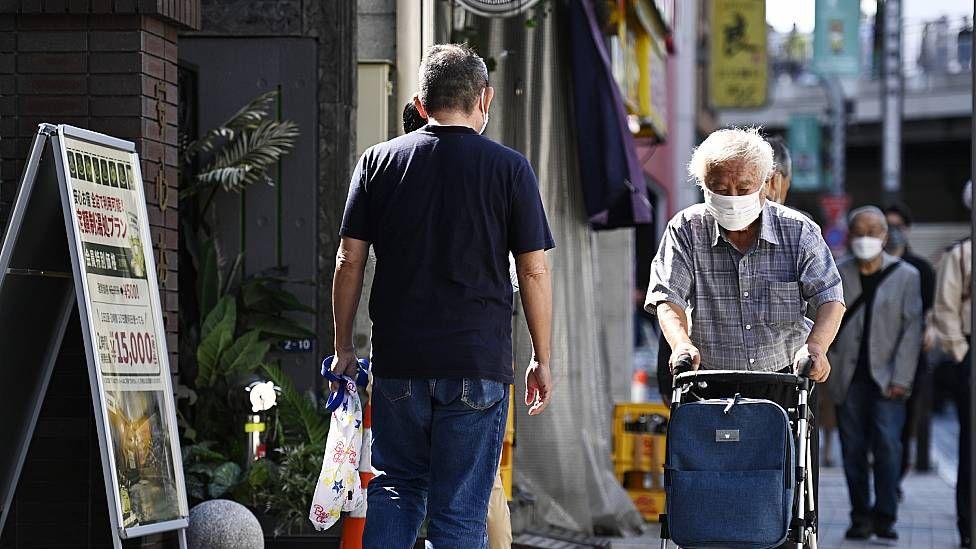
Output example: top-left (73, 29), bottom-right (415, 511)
top-left (309, 360), bottom-right (368, 530)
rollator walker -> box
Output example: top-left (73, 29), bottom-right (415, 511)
top-left (659, 356), bottom-right (819, 549)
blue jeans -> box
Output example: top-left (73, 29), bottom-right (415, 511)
top-left (836, 378), bottom-right (907, 528)
top-left (364, 377), bottom-right (509, 549)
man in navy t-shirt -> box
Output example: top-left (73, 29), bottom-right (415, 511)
top-left (331, 43), bottom-right (555, 548)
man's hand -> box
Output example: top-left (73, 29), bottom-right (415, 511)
top-left (330, 348), bottom-right (360, 392)
top-left (922, 326), bottom-right (936, 353)
top-left (794, 343), bottom-right (830, 382)
top-left (525, 357), bottom-right (552, 416)
top-left (885, 384), bottom-right (909, 400)
top-left (669, 341), bottom-right (700, 372)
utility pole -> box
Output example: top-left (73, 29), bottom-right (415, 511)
top-left (818, 75), bottom-right (846, 196)
top-left (672, 0), bottom-right (699, 212)
top-left (395, 0), bottom-right (435, 122)
top-left (970, 21), bottom-right (975, 549)
top-left (881, 0), bottom-right (903, 200)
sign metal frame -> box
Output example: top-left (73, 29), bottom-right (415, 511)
top-left (0, 125), bottom-right (79, 534)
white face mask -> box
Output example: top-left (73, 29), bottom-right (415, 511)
top-left (479, 89), bottom-right (489, 135)
top-left (703, 186), bottom-right (764, 231)
top-left (850, 236), bottom-right (885, 261)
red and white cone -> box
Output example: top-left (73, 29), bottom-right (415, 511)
top-left (631, 369), bottom-right (651, 402)
top-left (340, 399), bottom-right (373, 548)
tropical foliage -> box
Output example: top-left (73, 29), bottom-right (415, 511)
top-left (177, 91), bottom-right (327, 533)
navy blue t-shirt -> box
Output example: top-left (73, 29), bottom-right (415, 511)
top-left (339, 124), bottom-right (555, 384)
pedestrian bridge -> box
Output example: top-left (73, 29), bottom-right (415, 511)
top-left (718, 70), bottom-right (972, 130)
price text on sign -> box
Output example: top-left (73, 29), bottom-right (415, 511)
top-left (110, 331), bottom-right (159, 366)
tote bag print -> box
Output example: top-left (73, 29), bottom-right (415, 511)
top-left (310, 379), bottom-right (366, 530)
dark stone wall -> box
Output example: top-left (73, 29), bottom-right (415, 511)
top-left (192, 0), bottom-right (357, 358)
top-left (0, 3), bottom-right (198, 547)
top-left (0, 11), bottom-right (185, 379)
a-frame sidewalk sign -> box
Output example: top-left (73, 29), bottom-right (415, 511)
top-left (0, 124), bottom-right (189, 549)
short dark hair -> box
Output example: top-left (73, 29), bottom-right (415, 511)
top-left (402, 101), bottom-right (426, 133)
top-left (883, 203), bottom-right (913, 227)
top-left (418, 43), bottom-right (489, 116)
top-left (766, 136), bottom-right (792, 179)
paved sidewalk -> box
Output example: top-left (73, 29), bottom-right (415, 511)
top-left (515, 395), bottom-right (964, 548)
top-left (601, 466), bottom-right (961, 549)
top-left (818, 466), bottom-right (960, 548)
top-left (817, 409), bottom-right (963, 549)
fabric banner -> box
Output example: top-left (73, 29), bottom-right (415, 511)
top-left (568, 0), bottom-right (653, 230)
top-left (787, 114), bottom-right (823, 191)
top-left (812, 0), bottom-right (862, 76)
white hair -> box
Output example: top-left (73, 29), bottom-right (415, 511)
top-left (848, 205), bottom-right (888, 231)
top-left (688, 128), bottom-right (775, 188)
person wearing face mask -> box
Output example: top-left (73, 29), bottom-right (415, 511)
top-left (398, 100), bottom-right (516, 549)
top-left (333, 44), bottom-right (555, 548)
top-left (653, 136), bottom-right (810, 403)
top-left (824, 206), bottom-right (923, 542)
top-left (646, 128), bottom-right (847, 537)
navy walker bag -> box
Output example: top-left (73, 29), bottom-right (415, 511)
top-left (665, 397), bottom-right (795, 548)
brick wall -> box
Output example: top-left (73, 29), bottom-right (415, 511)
top-left (0, 12), bottom-right (182, 376)
top-left (0, 3), bottom-right (196, 547)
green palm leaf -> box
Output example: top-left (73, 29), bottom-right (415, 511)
top-left (261, 363), bottom-right (328, 447)
top-left (182, 90), bottom-right (278, 162)
top-left (201, 119), bottom-right (300, 193)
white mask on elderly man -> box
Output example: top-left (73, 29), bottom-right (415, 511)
top-left (703, 186), bottom-right (764, 232)
top-left (850, 236), bottom-right (885, 261)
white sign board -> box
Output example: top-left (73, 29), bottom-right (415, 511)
top-left (57, 126), bottom-right (188, 540)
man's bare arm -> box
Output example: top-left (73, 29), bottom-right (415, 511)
top-left (807, 301), bottom-right (845, 352)
top-left (331, 237), bottom-right (370, 378)
top-left (515, 250), bottom-right (552, 415)
top-left (656, 301), bottom-right (700, 369)
top-left (801, 300), bottom-right (845, 382)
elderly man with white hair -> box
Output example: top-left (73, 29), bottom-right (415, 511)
top-left (826, 205), bottom-right (922, 542)
top-left (645, 128), bottom-right (846, 535)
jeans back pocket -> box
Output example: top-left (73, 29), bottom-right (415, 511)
top-left (375, 377), bottom-right (411, 403)
top-left (460, 378), bottom-right (506, 410)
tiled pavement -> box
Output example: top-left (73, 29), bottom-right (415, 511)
top-left (818, 466), bottom-right (960, 548)
top-left (607, 469), bottom-right (961, 549)
top-left (815, 409), bottom-right (963, 549)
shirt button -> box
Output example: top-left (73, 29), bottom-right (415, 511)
top-left (746, 324), bottom-right (752, 330)
top-left (749, 358), bottom-right (756, 364)
top-left (743, 291), bottom-right (750, 297)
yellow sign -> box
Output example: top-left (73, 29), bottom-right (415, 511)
top-left (708, 0), bottom-right (768, 108)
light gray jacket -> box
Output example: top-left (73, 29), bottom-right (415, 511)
top-left (825, 253), bottom-right (923, 403)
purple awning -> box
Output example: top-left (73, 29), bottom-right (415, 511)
top-left (568, 0), bottom-right (653, 230)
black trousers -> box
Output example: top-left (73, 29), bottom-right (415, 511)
top-left (688, 370), bottom-right (820, 538)
top-left (901, 352), bottom-right (933, 475)
top-left (951, 352), bottom-right (972, 541)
